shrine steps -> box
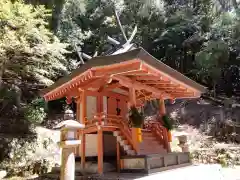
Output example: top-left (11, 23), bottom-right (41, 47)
top-left (113, 130), bottom-right (167, 156)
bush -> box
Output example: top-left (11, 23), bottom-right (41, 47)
top-left (129, 106), bottom-right (144, 128)
top-left (0, 127), bottom-right (61, 177)
top-left (162, 115), bottom-right (173, 131)
top-left (24, 98), bottom-right (47, 124)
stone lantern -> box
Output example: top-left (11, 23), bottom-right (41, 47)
top-left (54, 109), bottom-right (85, 180)
top-left (177, 134), bottom-right (189, 152)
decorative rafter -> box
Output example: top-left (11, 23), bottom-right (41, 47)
top-left (111, 75), bottom-right (172, 99)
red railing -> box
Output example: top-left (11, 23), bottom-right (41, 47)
top-left (152, 123), bottom-right (170, 152)
top-left (84, 112), bottom-right (138, 153)
top-left (84, 113), bottom-right (169, 153)
top-left (144, 120), bottom-right (170, 152)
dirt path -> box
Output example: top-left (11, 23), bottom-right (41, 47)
top-left (136, 164), bottom-right (240, 180)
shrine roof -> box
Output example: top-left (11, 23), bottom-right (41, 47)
top-left (41, 48), bottom-right (206, 101)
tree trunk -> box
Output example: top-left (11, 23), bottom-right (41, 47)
top-left (0, 60), bottom-right (6, 90)
top-left (213, 82), bottom-right (217, 98)
top-left (51, 0), bottom-right (65, 32)
top-left (232, 0), bottom-right (238, 10)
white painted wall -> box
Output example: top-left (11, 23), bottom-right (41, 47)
top-left (78, 134), bottom-right (116, 157)
top-left (86, 96), bottom-right (97, 119)
top-left (77, 95), bottom-right (116, 157)
top-left (103, 96), bottom-right (108, 114)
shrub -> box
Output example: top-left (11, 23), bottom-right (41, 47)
top-left (129, 106), bottom-right (144, 128)
top-left (162, 115), bottom-right (173, 131)
top-left (24, 98), bottom-right (47, 124)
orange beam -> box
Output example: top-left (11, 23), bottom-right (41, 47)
top-left (69, 89), bottom-right (129, 101)
top-left (135, 75), bottom-right (169, 81)
top-left (139, 80), bottom-right (171, 85)
top-left (111, 69), bottom-right (148, 76)
top-left (112, 75), bottom-right (172, 99)
top-left (171, 92), bottom-right (195, 96)
top-left (79, 78), bottom-right (105, 90)
top-left (142, 63), bottom-right (201, 93)
top-left (102, 126), bottom-right (117, 131)
top-left (93, 60), bottom-right (141, 76)
top-left (99, 82), bottom-right (122, 92)
top-left (44, 70), bottom-right (94, 101)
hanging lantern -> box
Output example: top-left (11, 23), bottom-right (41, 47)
top-left (65, 97), bottom-right (72, 104)
top-left (170, 99), bottom-right (176, 104)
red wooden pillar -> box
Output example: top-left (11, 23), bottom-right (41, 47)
top-left (98, 127), bottom-right (103, 174)
top-left (75, 98), bottom-right (81, 155)
top-left (80, 90), bottom-right (86, 168)
top-left (96, 94), bottom-right (102, 113)
top-left (159, 98), bottom-right (171, 152)
top-left (159, 99), bottom-right (166, 115)
top-left (129, 87), bottom-right (139, 153)
top-left (116, 141), bottom-right (120, 172)
top-left (97, 93), bottom-right (104, 174)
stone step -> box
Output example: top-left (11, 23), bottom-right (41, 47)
top-left (123, 144), bottom-right (132, 151)
top-left (113, 131), bottom-right (121, 137)
top-left (119, 140), bottom-right (128, 146)
top-left (142, 136), bottom-right (157, 140)
top-left (142, 132), bottom-right (155, 137)
top-left (139, 147), bottom-right (166, 152)
top-left (127, 150), bottom-right (136, 155)
top-left (140, 143), bottom-right (162, 148)
top-left (116, 136), bottom-right (124, 142)
top-left (139, 149), bottom-right (167, 155)
top-left (139, 140), bottom-right (161, 145)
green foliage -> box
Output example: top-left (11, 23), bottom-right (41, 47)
top-left (24, 98), bottom-right (46, 124)
top-left (0, 0), bottom-right (72, 87)
top-left (2, 0), bottom-right (240, 122)
top-left (24, 106), bottom-right (46, 124)
top-left (195, 40), bottom-right (229, 84)
top-left (162, 115), bottom-right (173, 131)
top-left (129, 106), bottom-right (144, 128)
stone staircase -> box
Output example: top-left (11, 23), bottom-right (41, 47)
top-left (113, 129), bottom-right (167, 156)
top-left (113, 130), bottom-right (136, 155)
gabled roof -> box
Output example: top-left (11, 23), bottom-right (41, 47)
top-left (41, 48), bottom-right (206, 101)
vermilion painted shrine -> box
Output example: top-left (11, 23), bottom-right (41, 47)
top-left (41, 48), bottom-right (206, 175)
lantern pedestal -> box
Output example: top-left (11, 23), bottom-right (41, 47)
top-left (54, 120), bottom-right (85, 180)
top-left (177, 135), bottom-right (189, 152)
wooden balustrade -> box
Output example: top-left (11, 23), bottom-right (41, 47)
top-left (83, 112), bottom-right (169, 153)
top-left (83, 112), bottom-right (138, 153)
top-left (149, 122), bottom-right (170, 152)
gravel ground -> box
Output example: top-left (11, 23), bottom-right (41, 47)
top-left (136, 164), bottom-right (240, 180)
top-left (5, 164), bottom-right (240, 180)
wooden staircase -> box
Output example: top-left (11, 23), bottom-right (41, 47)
top-left (85, 113), bottom-right (169, 156)
top-left (113, 130), bottom-right (136, 155)
top-left (113, 128), bottom-right (167, 156)
top-left (139, 130), bottom-right (167, 155)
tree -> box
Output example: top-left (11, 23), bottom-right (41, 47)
top-left (0, 0), bottom-right (73, 112)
